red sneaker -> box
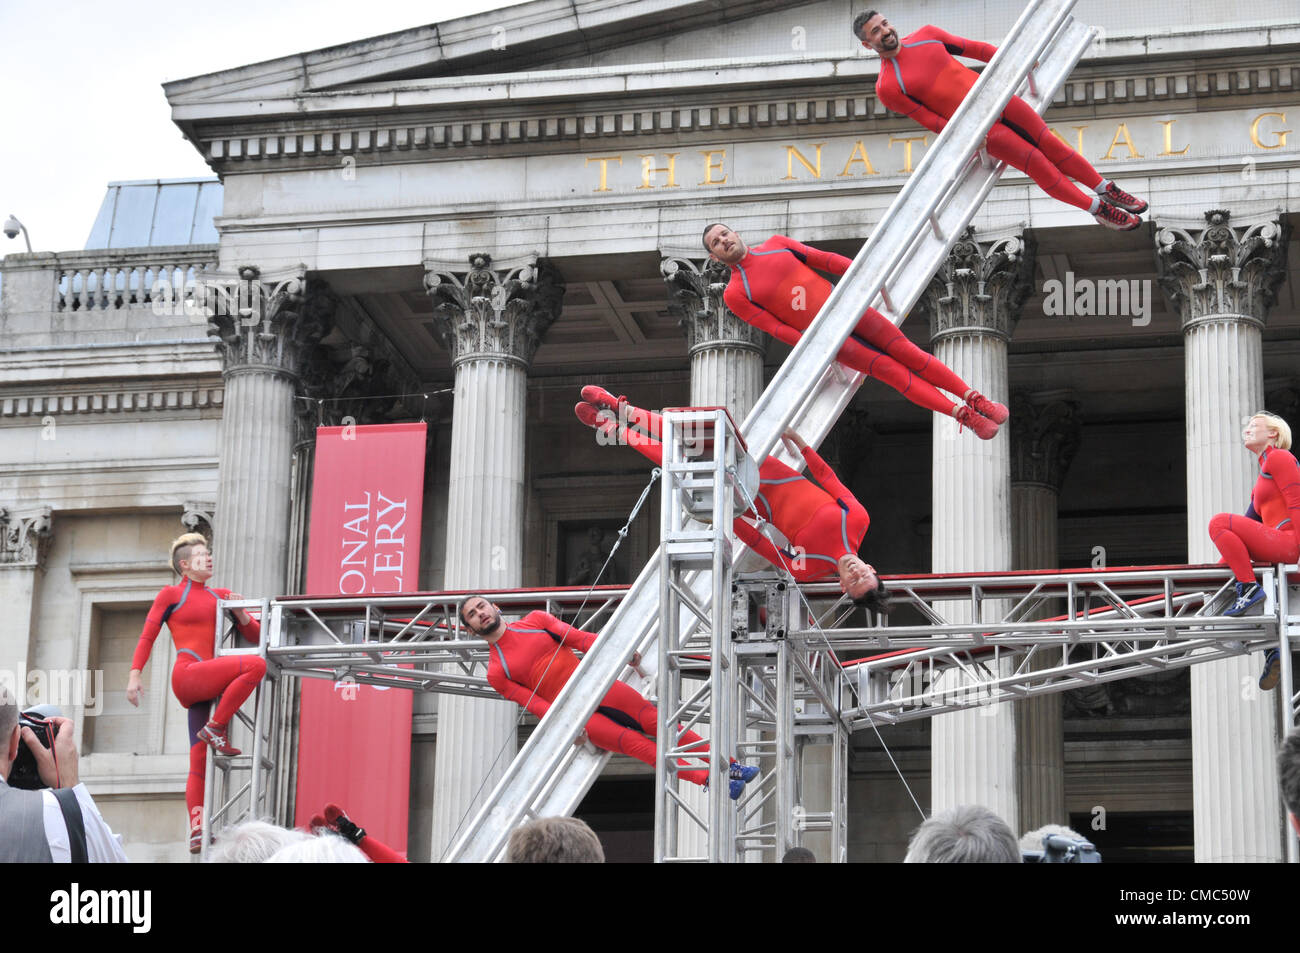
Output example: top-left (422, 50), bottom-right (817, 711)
top-left (1093, 202), bottom-right (1141, 232)
top-left (580, 385), bottom-right (625, 413)
top-left (954, 405), bottom-right (999, 440)
top-left (574, 401), bottom-right (617, 437)
top-left (1100, 182), bottom-right (1147, 214)
top-left (197, 720), bottom-right (241, 756)
top-left (965, 391), bottom-right (1009, 425)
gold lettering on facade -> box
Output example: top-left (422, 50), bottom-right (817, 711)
top-left (1100, 123), bottom-right (1143, 160)
top-left (782, 143), bottom-right (825, 180)
top-left (837, 141), bottom-right (879, 177)
top-left (1250, 112), bottom-right (1290, 150)
top-left (699, 150), bottom-right (728, 185)
top-left (1049, 125), bottom-right (1088, 155)
top-left (638, 153), bottom-right (680, 189)
top-left (586, 155), bottom-right (623, 192)
top-left (1156, 119), bottom-right (1189, 156)
top-left (889, 135), bottom-right (927, 173)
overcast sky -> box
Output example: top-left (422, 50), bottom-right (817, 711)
top-left (0, 0), bottom-right (515, 254)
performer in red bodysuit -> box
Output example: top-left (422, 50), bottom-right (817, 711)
top-left (127, 533), bottom-right (266, 852)
top-left (1207, 413), bottom-right (1300, 689)
top-left (576, 387), bottom-right (889, 613)
top-left (460, 596), bottom-right (759, 798)
top-left (853, 11), bottom-right (1148, 231)
top-left (702, 225), bottom-right (1006, 440)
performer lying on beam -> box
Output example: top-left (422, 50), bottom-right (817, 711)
top-left (853, 10), bottom-right (1148, 231)
top-left (1207, 412), bottom-right (1300, 690)
top-left (576, 386), bottom-right (890, 616)
top-left (702, 224), bottom-right (1006, 440)
top-left (460, 595), bottom-right (760, 799)
top-left (127, 533), bottom-right (266, 852)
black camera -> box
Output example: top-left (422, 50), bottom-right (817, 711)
top-left (8, 705), bottom-right (61, 791)
top-left (1023, 833), bottom-right (1102, 863)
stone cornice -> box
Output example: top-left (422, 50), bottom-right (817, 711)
top-left (191, 52), bottom-right (1300, 171)
top-left (0, 385), bottom-right (224, 420)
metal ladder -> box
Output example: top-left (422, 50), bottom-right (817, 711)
top-left (443, 0), bottom-right (1097, 862)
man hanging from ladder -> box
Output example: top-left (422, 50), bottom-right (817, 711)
top-left (460, 595), bottom-right (761, 799)
top-left (853, 11), bottom-right (1148, 231)
top-left (127, 533), bottom-right (266, 853)
top-left (702, 225), bottom-right (1007, 440)
top-left (576, 387), bottom-right (891, 616)
top-left (1207, 412), bottom-right (1300, 689)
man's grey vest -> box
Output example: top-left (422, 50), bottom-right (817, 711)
top-left (0, 778), bottom-right (54, 861)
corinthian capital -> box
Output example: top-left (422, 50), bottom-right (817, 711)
top-left (423, 254), bottom-right (564, 368)
top-left (923, 227), bottom-right (1036, 342)
top-left (0, 506), bottom-right (53, 569)
top-left (1009, 393), bottom-right (1082, 492)
top-left (661, 255), bottom-right (766, 355)
top-left (204, 266), bottom-right (332, 380)
top-left (1154, 210), bottom-right (1290, 329)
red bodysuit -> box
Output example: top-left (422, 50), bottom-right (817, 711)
top-left (485, 610), bottom-right (709, 785)
top-left (1209, 448), bottom-right (1300, 582)
top-left (735, 448), bottom-right (870, 583)
top-left (133, 578), bottom-right (266, 831)
top-left (875, 26), bottom-right (1103, 211)
top-left (612, 407), bottom-right (869, 583)
top-left (723, 235), bottom-right (970, 415)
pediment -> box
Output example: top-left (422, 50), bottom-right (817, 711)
top-left (164, 0), bottom-right (822, 111)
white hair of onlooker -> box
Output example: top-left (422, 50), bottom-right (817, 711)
top-left (904, 804), bottom-right (1022, 863)
top-left (265, 832), bottom-right (370, 863)
top-left (206, 819), bottom-right (313, 863)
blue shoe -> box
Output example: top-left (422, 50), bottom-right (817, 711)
top-left (728, 761), bottom-right (760, 800)
top-left (1223, 582), bottom-right (1266, 617)
top-left (1260, 648), bottom-right (1282, 692)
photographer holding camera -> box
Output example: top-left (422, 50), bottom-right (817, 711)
top-left (0, 687), bottom-right (128, 862)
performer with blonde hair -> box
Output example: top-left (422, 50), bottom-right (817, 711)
top-left (1207, 413), bottom-right (1300, 689)
top-left (127, 533), bottom-right (265, 851)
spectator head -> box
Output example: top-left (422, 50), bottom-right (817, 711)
top-left (781, 846), bottom-right (817, 863)
top-left (507, 816), bottom-right (605, 863)
top-left (1279, 732), bottom-right (1300, 835)
top-left (265, 832), bottom-right (369, 863)
top-left (904, 805), bottom-right (1022, 863)
top-left (207, 820), bottom-right (313, 863)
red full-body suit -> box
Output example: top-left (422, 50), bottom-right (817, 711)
top-left (485, 610), bottom-right (710, 784)
top-left (875, 25), bottom-right (1104, 212)
top-left (613, 407), bottom-right (869, 583)
top-left (1209, 447), bottom-right (1300, 581)
top-left (722, 234), bottom-right (971, 416)
top-left (132, 579), bottom-right (266, 832)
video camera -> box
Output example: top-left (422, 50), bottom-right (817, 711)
top-left (1023, 833), bottom-right (1102, 863)
top-left (8, 705), bottom-right (62, 791)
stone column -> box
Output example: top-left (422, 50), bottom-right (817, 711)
top-left (424, 254), bottom-right (563, 859)
top-left (662, 256), bottom-right (767, 421)
top-left (205, 266), bottom-right (329, 602)
top-left (923, 227), bottom-right (1035, 823)
top-left (1155, 209), bottom-right (1290, 862)
top-left (1009, 393), bottom-right (1081, 833)
top-left (0, 507), bottom-right (53, 677)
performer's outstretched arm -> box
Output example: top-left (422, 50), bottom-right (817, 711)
top-left (923, 26), bottom-right (997, 62)
top-left (723, 287), bottom-right (804, 347)
top-left (877, 84), bottom-right (949, 136)
top-left (487, 666), bottom-right (554, 721)
top-left (772, 235), bottom-right (854, 277)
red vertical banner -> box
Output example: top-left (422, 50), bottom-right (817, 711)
top-left (294, 422), bottom-right (426, 855)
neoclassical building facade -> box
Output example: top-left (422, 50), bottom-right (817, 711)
top-left (2, 0), bottom-right (1298, 861)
